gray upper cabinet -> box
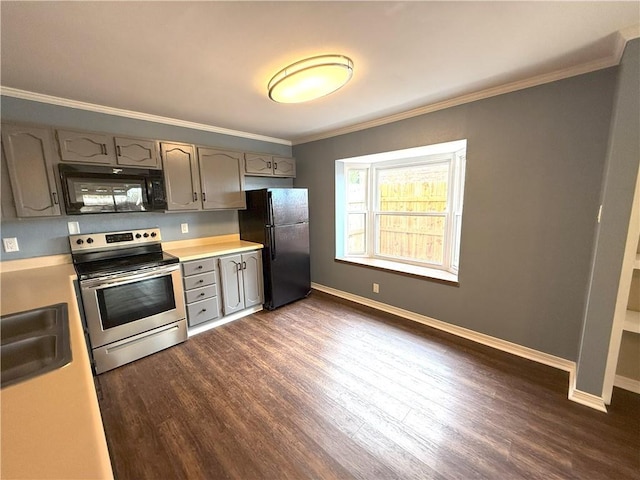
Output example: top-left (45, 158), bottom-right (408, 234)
top-left (1, 124), bottom-right (61, 217)
top-left (218, 251), bottom-right (263, 316)
top-left (115, 137), bottom-right (160, 169)
top-left (244, 153), bottom-right (296, 178)
top-left (273, 156), bottom-right (296, 177)
top-left (197, 148), bottom-right (246, 210)
top-left (56, 129), bottom-right (116, 165)
top-left (160, 142), bottom-right (201, 211)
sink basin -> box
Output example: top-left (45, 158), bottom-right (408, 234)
top-left (1, 303), bottom-right (72, 388)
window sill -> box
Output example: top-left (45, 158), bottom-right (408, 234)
top-left (335, 256), bottom-right (459, 286)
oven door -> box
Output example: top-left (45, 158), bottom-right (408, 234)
top-left (80, 264), bottom-right (186, 348)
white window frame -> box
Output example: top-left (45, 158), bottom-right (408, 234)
top-left (336, 140), bottom-right (467, 282)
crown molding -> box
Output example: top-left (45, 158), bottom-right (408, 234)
top-left (292, 27), bottom-right (638, 146)
top-left (0, 86), bottom-right (292, 147)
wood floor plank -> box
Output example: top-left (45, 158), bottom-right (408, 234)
top-left (97, 291), bottom-right (640, 480)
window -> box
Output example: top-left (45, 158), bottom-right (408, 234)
top-left (336, 140), bottom-right (466, 282)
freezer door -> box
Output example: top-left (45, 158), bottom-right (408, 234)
top-left (269, 188), bottom-right (308, 226)
top-left (264, 222), bottom-right (311, 309)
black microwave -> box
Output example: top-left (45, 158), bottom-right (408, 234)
top-left (59, 164), bottom-right (167, 214)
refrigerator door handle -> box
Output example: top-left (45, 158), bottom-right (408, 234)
top-left (267, 191), bottom-right (274, 227)
top-left (268, 226), bottom-right (276, 261)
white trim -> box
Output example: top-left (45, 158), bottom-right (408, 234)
top-left (568, 371), bottom-right (608, 412)
top-left (0, 86), bottom-right (292, 147)
top-left (603, 167), bottom-right (640, 404)
top-left (614, 374), bottom-right (640, 395)
top-left (311, 282), bottom-right (611, 412)
top-left (293, 35), bottom-right (631, 145)
top-left (187, 304), bottom-right (263, 338)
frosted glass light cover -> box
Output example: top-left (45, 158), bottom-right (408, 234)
top-left (268, 55), bottom-right (353, 103)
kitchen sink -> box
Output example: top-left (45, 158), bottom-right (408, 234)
top-left (1, 303), bottom-right (72, 388)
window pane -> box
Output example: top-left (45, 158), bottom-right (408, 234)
top-left (378, 163), bottom-right (449, 213)
top-left (377, 214), bottom-right (445, 264)
top-left (347, 213), bottom-right (366, 255)
top-left (347, 169), bottom-right (367, 211)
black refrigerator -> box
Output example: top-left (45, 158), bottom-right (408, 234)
top-left (239, 188), bottom-right (311, 310)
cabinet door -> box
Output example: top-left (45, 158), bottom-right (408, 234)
top-left (198, 148), bottom-right (246, 210)
top-left (115, 137), bottom-right (160, 169)
top-left (1, 125), bottom-right (61, 217)
top-left (219, 254), bottom-right (245, 315)
top-left (242, 251), bottom-right (264, 308)
top-left (56, 129), bottom-right (116, 164)
top-left (244, 153), bottom-right (273, 176)
top-left (160, 142), bottom-right (201, 211)
top-left (273, 156), bottom-right (296, 177)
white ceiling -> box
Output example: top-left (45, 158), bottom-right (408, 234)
top-left (1, 2), bottom-right (638, 145)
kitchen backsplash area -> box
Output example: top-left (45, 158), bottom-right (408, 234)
top-left (0, 174), bottom-right (293, 261)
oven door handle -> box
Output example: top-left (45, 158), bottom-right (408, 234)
top-left (80, 264), bottom-right (180, 290)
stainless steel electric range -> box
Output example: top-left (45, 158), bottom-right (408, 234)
top-left (70, 228), bottom-right (186, 374)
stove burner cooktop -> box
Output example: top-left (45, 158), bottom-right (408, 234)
top-left (69, 228), bottom-right (179, 281)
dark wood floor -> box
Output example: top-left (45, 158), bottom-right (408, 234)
top-left (96, 291), bottom-right (640, 480)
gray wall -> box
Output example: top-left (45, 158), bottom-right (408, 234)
top-left (577, 39), bottom-right (640, 395)
top-left (293, 68), bottom-right (618, 361)
top-left (0, 96), bottom-right (292, 260)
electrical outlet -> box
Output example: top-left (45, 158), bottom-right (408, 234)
top-left (373, 283), bottom-right (379, 294)
top-left (181, 223), bottom-right (189, 234)
top-left (3, 237), bottom-right (19, 253)
top-left (67, 221), bottom-right (80, 234)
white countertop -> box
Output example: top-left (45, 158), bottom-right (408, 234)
top-left (0, 264), bottom-right (114, 480)
top-left (164, 239), bottom-right (263, 261)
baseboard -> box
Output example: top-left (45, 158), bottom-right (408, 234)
top-left (614, 374), bottom-right (640, 394)
top-left (311, 283), bottom-right (607, 412)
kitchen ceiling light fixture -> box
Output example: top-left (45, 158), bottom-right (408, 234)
top-left (268, 54), bottom-right (354, 104)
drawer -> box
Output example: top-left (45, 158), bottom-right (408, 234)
top-left (184, 272), bottom-right (216, 290)
top-left (182, 258), bottom-right (216, 277)
top-left (185, 285), bottom-right (217, 304)
top-left (187, 297), bottom-right (219, 326)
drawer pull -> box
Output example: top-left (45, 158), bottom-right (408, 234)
top-left (198, 279), bottom-right (204, 284)
top-left (199, 292), bottom-right (205, 296)
top-left (200, 309), bottom-right (207, 313)
top-left (197, 265), bottom-right (203, 269)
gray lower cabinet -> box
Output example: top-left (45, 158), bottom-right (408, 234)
top-left (219, 251), bottom-right (263, 316)
top-left (1, 124), bottom-right (61, 217)
top-left (182, 258), bottom-right (221, 327)
top-left (244, 153), bottom-right (296, 178)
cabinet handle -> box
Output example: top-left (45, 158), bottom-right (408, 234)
top-left (52, 192), bottom-right (59, 205)
top-left (197, 265), bottom-right (203, 269)
top-left (242, 261), bottom-right (247, 270)
top-left (199, 292), bottom-right (205, 296)
top-left (116, 145), bottom-right (121, 156)
top-left (267, 161), bottom-right (272, 169)
top-left (101, 144), bottom-right (107, 155)
top-left (193, 192), bottom-right (198, 202)
top-left (274, 162), bottom-right (278, 171)
top-left (200, 309), bottom-right (207, 313)
top-left (198, 279), bottom-right (204, 284)
top-left (202, 192), bottom-right (207, 202)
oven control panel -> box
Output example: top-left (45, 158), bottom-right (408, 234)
top-left (70, 228), bottom-right (162, 252)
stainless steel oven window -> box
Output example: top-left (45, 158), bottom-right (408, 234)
top-left (96, 275), bottom-right (176, 329)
